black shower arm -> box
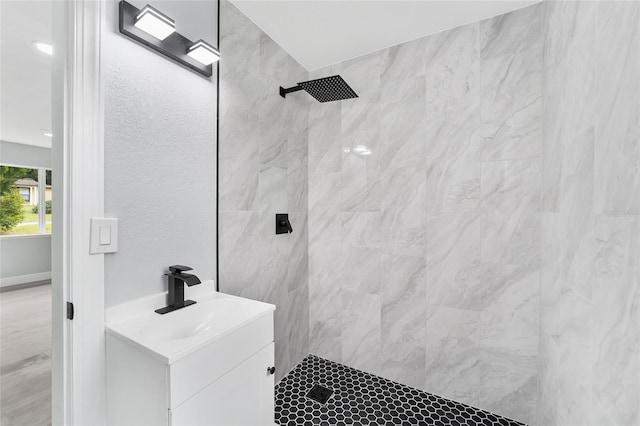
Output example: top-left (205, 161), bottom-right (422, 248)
top-left (279, 85), bottom-right (304, 98)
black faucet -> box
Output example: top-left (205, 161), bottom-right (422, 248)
top-left (155, 265), bottom-right (202, 314)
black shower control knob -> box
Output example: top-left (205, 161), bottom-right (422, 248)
top-left (267, 366), bottom-right (276, 375)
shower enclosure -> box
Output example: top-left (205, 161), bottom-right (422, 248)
top-left (217, 1), bottom-right (640, 424)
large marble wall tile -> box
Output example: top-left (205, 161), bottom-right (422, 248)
top-left (219, 1), bottom-right (261, 117)
top-left (286, 285), bottom-right (310, 361)
top-left (288, 155), bottom-right (308, 214)
top-left (481, 263), bottom-right (539, 317)
top-left (341, 246), bottom-right (381, 295)
top-left (425, 211), bottom-right (483, 311)
top-left (257, 36), bottom-right (290, 169)
top-left (287, 96), bottom-right (310, 213)
top-left (259, 33), bottom-right (288, 86)
top-left (479, 1), bottom-right (541, 163)
top-left (285, 212), bottom-right (308, 292)
top-left (591, 215), bottom-right (640, 425)
top-left (339, 52), bottom-right (382, 135)
top-left (340, 135), bottom-right (381, 212)
top-left (480, 286), bottom-right (538, 424)
top-left (341, 290), bottom-right (382, 376)
top-left (425, 23), bottom-right (479, 117)
top-left (481, 307), bottom-right (538, 360)
top-left (537, 329), bottom-right (559, 426)
top-left (540, 212), bottom-right (561, 311)
top-left (308, 299), bottom-right (342, 362)
top-left (342, 212), bottom-right (381, 248)
top-left (426, 102), bottom-right (481, 214)
top-left (542, 2), bottom-right (595, 213)
top-left (258, 166), bottom-right (287, 215)
top-left (275, 336), bottom-right (294, 383)
top-left (378, 78), bottom-right (426, 171)
top-left (308, 172), bottom-right (341, 245)
top-left (218, 211), bottom-right (261, 297)
top-left (557, 286), bottom-right (593, 426)
top-left (557, 350), bottom-right (591, 426)
top-left (255, 213), bottom-right (289, 303)
top-left (425, 306), bottom-right (480, 407)
top-left (309, 243), bottom-right (343, 362)
top-left (480, 3), bottom-right (542, 61)
top-left (481, 158), bottom-right (541, 266)
top-left (425, 24), bottom-right (481, 214)
top-left (479, 347), bottom-right (537, 425)
top-left (480, 48), bottom-right (542, 162)
top-left (594, 1), bottom-right (640, 216)
top-left (309, 241), bottom-right (342, 290)
top-left (381, 255), bottom-right (426, 348)
top-left (309, 102), bottom-right (342, 176)
top-left (218, 107), bottom-right (259, 211)
top-left (380, 38), bottom-right (426, 84)
top-left (381, 255), bottom-right (426, 388)
top-left (380, 167), bottom-right (426, 256)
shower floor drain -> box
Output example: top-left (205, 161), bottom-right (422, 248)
top-left (306, 384), bottom-right (333, 404)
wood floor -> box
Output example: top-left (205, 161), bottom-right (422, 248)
top-left (0, 283), bottom-right (51, 426)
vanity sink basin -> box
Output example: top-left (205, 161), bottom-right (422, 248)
top-left (142, 298), bottom-right (247, 341)
top-left (106, 282), bottom-right (275, 364)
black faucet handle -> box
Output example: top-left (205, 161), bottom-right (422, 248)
top-left (169, 265), bottom-right (193, 275)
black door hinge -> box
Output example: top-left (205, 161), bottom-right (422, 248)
top-left (67, 302), bottom-right (74, 320)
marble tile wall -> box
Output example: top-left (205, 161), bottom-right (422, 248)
top-left (307, 4), bottom-right (542, 424)
top-left (539, 2), bottom-right (640, 425)
top-left (218, 0), bottom-right (310, 381)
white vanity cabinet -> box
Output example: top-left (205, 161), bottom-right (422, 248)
top-left (106, 288), bottom-right (276, 426)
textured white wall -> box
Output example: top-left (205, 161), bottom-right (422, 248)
top-left (103, 0), bottom-right (217, 307)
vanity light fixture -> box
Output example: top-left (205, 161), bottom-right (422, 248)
top-left (133, 4), bottom-right (175, 41)
top-left (33, 41), bottom-right (53, 56)
top-left (187, 40), bottom-right (220, 65)
top-left (43, 131), bottom-right (53, 138)
top-left (119, 0), bottom-right (218, 77)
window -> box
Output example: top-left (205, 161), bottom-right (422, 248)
top-left (19, 187), bottom-right (30, 202)
top-left (0, 165), bottom-right (52, 236)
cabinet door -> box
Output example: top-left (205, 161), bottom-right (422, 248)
top-left (169, 342), bottom-right (275, 426)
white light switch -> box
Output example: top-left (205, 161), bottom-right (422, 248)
top-left (99, 226), bottom-right (111, 245)
top-left (90, 218), bottom-right (118, 254)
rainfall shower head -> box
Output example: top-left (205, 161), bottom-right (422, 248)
top-left (279, 75), bottom-right (358, 103)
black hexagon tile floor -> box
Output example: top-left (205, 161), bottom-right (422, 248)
top-left (275, 354), bottom-right (527, 426)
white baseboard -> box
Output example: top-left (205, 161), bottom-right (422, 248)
top-left (0, 271), bottom-right (52, 288)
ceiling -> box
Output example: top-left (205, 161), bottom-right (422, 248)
top-left (0, 1), bottom-right (52, 149)
top-left (231, 0), bottom-right (540, 71)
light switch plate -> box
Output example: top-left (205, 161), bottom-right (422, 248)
top-left (90, 218), bottom-right (118, 254)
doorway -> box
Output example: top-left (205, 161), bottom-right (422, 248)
top-left (0, 2), bottom-right (54, 424)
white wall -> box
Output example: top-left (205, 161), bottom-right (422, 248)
top-left (0, 140), bottom-right (52, 168)
top-left (0, 140), bottom-right (52, 287)
top-left (0, 235), bottom-right (51, 286)
top-left (103, 0), bottom-right (217, 307)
